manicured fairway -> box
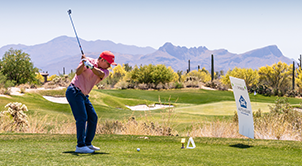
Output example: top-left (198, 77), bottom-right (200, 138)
top-left (175, 101), bottom-right (271, 115)
top-left (0, 134), bottom-right (301, 165)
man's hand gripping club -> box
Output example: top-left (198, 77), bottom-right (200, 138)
top-left (83, 60), bottom-right (94, 69)
top-left (81, 54), bottom-right (94, 69)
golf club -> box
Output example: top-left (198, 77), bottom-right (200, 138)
top-left (67, 9), bottom-right (84, 55)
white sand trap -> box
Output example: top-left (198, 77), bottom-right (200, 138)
top-left (43, 96), bottom-right (68, 104)
top-left (9, 87), bottom-right (24, 96)
top-left (126, 104), bottom-right (174, 111)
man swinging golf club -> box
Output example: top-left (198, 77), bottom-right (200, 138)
top-left (66, 9), bottom-right (117, 153)
top-left (66, 51), bottom-right (117, 153)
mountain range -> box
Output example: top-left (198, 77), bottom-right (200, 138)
top-left (0, 36), bottom-right (293, 75)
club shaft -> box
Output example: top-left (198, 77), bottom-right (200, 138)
top-left (68, 13), bottom-right (84, 55)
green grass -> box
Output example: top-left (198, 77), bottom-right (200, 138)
top-left (97, 89), bottom-right (235, 105)
top-left (0, 134), bottom-right (301, 165)
top-left (1, 88), bottom-right (302, 134)
top-left (1, 89), bottom-right (302, 165)
top-left (0, 93), bottom-right (72, 120)
top-left (97, 89), bottom-right (302, 105)
top-left (175, 101), bottom-right (272, 115)
top-left (32, 88), bottom-right (67, 97)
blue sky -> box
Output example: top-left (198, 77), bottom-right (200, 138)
top-left (0, 0), bottom-right (301, 60)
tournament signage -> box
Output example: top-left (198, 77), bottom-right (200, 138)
top-left (230, 76), bottom-right (254, 139)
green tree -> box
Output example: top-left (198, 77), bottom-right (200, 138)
top-left (129, 64), bottom-right (175, 86)
top-left (296, 68), bottom-right (302, 93)
top-left (106, 64), bottom-right (127, 86)
top-left (258, 61), bottom-right (292, 95)
top-left (176, 70), bottom-right (183, 82)
top-left (221, 67), bottom-right (259, 89)
top-left (114, 64), bottom-right (127, 78)
top-left (0, 72), bottom-right (15, 89)
top-left (0, 48), bottom-right (39, 85)
top-left (151, 64), bottom-right (174, 86)
top-left (123, 63), bottom-right (132, 72)
top-left (168, 67), bottom-right (179, 82)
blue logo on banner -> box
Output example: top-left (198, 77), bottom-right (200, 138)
top-left (239, 96), bottom-right (247, 108)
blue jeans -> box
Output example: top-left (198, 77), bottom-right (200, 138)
top-left (66, 85), bottom-right (98, 147)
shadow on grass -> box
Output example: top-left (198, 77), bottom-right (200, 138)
top-left (63, 151), bottom-right (110, 156)
top-left (229, 143), bottom-right (253, 149)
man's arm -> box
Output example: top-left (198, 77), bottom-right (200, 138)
top-left (91, 67), bottom-right (105, 79)
top-left (76, 54), bottom-right (87, 75)
top-left (77, 57), bottom-right (105, 79)
top-left (76, 62), bottom-right (85, 75)
top-left (81, 54), bottom-right (86, 60)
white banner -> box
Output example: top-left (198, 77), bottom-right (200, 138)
top-left (230, 76), bottom-right (254, 139)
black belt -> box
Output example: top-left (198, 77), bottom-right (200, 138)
top-left (70, 83), bottom-right (81, 92)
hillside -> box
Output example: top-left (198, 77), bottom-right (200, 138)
top-left (0, 36), bottom-right (155, 73)
top-left (0, 36), bottom-right (293, 75)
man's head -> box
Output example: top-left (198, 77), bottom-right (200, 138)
top-left (97, 51), bottom-right (117, 69)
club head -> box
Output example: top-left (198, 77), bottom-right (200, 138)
top-left (68, 9), bottom-right (72, 15)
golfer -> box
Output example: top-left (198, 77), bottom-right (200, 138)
top-left (66, 51), bottom-right (117, 153)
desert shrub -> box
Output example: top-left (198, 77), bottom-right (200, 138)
top-left (51, 75), bottom-right (70, 87)
top-left (163, 82), bottom-right (183, 89)
top-left (114, 80), bottom-right (129, 89)
top-left (183, 76), bottom-right (200, 88)
top-left (44, 82), bottom-right (57, 89)
top-left (0, 72), bottom-right (15, 95)
top-left (190, 119), bottom-right (242, 138)
top-left (254, 98), bottom-right (302, 140)
top-left (20, 87), bottom-right (26, 93)
top-left (18, 84), bottom-right (31, 93)
top-left (254, 84), bottom-right (272, 96)
top-left (47, 74), bottom-right (57, 82)
top-left (138, 83), bottom-right (148, 90)
top-left (181, 69), bottom-right (211, 83)
top-left (126, 81), bottom-right (136, 89)
top-left (205, 79), bottom-right (228, 90)
top-left (156, 82), bottom-right (165, 90)
top-left (269, 98), bottom-right (292, 114)
top-left (269, 98), bottom-right (302, 129)
top-left (285, 89), bottom-right (299, 97)
top-left (174, 82), bottom-right (184, 89)
top-left (0, 102), bottom-right (29, 131)
top-left (253, 109), bottom-right (262, 118)
top-left (96, 120), bottom-right (124, 134)
top-left (233, 109), bottom-right (262, 123)
top-left (184, 81), bottom-right (199, 88)
top-left (1, 88), bottom-right (11, 95)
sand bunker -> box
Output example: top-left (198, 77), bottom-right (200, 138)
top-left (125, 104), bottom-right (174, 111)
top-left (43, 96), bottom-right (68, 104)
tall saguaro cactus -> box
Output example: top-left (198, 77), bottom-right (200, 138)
top-left (188, 60), bottom-right (190, 73)
top-left (211, 54), bottom-right (214, 81)
top-left (293, 61), bottom-right (295, 90)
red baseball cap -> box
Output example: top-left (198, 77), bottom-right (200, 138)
top-left (99, 51), bottom-right (117, 66)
